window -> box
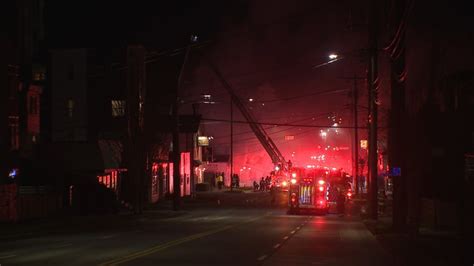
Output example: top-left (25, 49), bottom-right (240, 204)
top-left (111, 100), bottom-right (126, 117)
top-left (67, 99), bottom-right (75, 118)
top-left (8, 116), bottom-right (19, 150)
top-left (68, 64), bottom-right (74, 80)
top-left (29, 96), bottom-right (38, 115)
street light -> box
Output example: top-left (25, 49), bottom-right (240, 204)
top-left (329, 53), bottom-right (339, 60)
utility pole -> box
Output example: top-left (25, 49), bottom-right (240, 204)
top-left (367, 0), bottom-right (379, 220)
top-left (353, 75), bottom-right (360, 195)
top-left (126, 45), bottom-right (146, 214)
top-left (173, 42), bottom-right (192, 210)
top-left (230, 95), bottom-right (233, 191)
top-left (340, 75), bottom-right (365, 195)
top-left (388, 0), bottom-right (408, 231)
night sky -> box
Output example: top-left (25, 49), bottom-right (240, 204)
top-left (42, 0), bottom-right (474, 184)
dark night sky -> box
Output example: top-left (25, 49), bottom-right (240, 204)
top-left (40, 0), bottom-right (474, 183)
top-left (45, 0), bottom-right (247, 49)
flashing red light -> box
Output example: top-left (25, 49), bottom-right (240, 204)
top-left (319, 186), bottom-right (324, 192)
top-left (291, 193), bottom-right (297, 203)
top-left (318, 180), bottom-right (325, 185)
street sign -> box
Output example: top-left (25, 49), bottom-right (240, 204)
top-left (391, 167), bottom-right (401, 176)
top-left (197, 136), bottom-right (209, 146)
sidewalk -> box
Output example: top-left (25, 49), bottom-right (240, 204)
top-left (364, 216), bottom-right (463, 266)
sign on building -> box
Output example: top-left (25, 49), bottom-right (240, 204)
top-left (197, 136), bottom-right (209, 146)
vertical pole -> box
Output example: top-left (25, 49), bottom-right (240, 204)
top-left (173, 45), bottom-right (191, 210)
top-left (230, 96), bottom-right (234, 191)
top-left (353, 76), bottom-right (359, 195)
top-left (390, 0), bottom-right (407, 231)
top-left (368, 0), bottom-right (379, 220)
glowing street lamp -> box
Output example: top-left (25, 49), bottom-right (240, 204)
top-left (329, 53), bottom-right (338, 60)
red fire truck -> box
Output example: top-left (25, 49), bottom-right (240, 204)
top-left (287, 168), bottom-right (329, 214)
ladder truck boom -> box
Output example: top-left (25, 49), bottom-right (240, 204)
top-left (207, 61), bottom-right (287, 169)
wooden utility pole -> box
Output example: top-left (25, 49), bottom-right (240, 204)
top-left (230, 96), bottom-right (234, 191)
top-left (367, 0), bottom-right (379, 220)
top-left (388, 0), bottom-right (408, 231)
top-left (173, 45), bottom-right (192, 210)
top-left (353, 76), bottom-right (360, 195)
top-left (126, 45), bottom-right (146, 214)
top-left (340, 75), bottom-right (365, 195)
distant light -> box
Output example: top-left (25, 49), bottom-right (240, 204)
top-left (190, 34), bottom-right (199, 43)
top-left (319, 186), bottom-right (324, 192)
top-left (275, 166), bottom-right (280, 171)
top-left (248, 98), bottom-right (254, 102)
top-left (333, 123), bottom-right (338, 127)
top-left (9, 168), bottom-right (18, 179)
top-left (320, 131), bottom-right (327, 137)
top-left (318, 180), bottom-right (325, 185)
top-left (291, 173), bottom-right (297, 178)
top-left (282, 181), bottom-right (288, 187)
top-left (291, 178), bottom-right (297, 184)
top-left (332, 167), bottom-right (337, 171)
top-left (329, 54), bottom-right (338, 60)
top-left (248, 167), bottom-right (251, 170)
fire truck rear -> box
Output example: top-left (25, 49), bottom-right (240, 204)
top-left (287, 168), bottom-right (329, 214)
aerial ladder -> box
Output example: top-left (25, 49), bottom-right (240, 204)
top-left (206, 61), bottom-right (288, 170)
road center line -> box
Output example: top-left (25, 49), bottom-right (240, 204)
top-left (99, 234), bottom-right (117, 239)
top-left (98, 215), bottom-right (266, 266)
top-left (273, 243), bottom-right (281, 249)
top-left (0, 254), bottom-right (17, 259)
top-left (257, 255), bottom-right (267, 261)
top-left (290, 230), bottom-right (296, 234)
top-left (283, 236), bottom-right (289, 240)
top-left (296, 226), bottom-right (301, 230)
top-left (53, 243), bottom-right (73, 248)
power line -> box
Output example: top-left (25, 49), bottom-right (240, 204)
top-left (202, 117), bottom-right (387, 129)
top-left (209, 112), bottom-right (335, 142)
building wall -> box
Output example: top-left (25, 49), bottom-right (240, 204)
top-left (50, 49), bottom-right (88, 142)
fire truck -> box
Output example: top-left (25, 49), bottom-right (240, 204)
top-left (287, 168), bottom-right (329, 214)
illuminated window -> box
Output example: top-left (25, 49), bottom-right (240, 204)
top-left (8, 116), bottom-right (19, 150)
top-left (29, 96), bottom-right (38, 115)
top-left (67, 99), bottom-right (74, 118)
top-left (111, 100), bottom-right (126, 117)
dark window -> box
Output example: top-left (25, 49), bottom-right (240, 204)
top-left (68, 64), bottom-right (74, 80)
top-left (8, 116), bottom-right (19, 150)
top-left (67, 99), bottom-right (74, 118)
top-left (29, 96), bottom-right (38, 115)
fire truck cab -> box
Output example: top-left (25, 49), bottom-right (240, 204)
top-left (287, 168), bottom-right (329, 215)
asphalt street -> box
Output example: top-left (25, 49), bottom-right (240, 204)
top-left (0, 205), bottom-right (392, 266)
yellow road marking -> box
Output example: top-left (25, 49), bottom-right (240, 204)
top-left (0, 254), bottom-right (17, 259)
top-left (98, 215), bottom-right (265, 266)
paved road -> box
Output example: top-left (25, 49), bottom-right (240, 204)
top-left (0, 207), bottom-right (392, 266)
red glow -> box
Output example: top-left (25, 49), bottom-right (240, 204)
top-left (319, 186), bottom-right (324, 192)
